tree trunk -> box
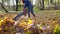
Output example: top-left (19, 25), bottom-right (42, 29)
top-left (58, 0), bottom-right (59, 4)
top-left (16, 0), bottom-right (18, 11)
top-left (1, 0), bottom-right (8, 12)
top-left (50, 0), bottom-right (53, 4)
top-left (40, 0), bottom-right (44, 10)
top-left (55, 0), bottom-right (56, 9)
top-left (42, 0), bottom-right (44, 9)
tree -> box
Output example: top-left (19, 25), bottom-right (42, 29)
top-left (48, 0), bottom-right (53, 5)
top-left (42, 0), bottom-right (44, 9)
top-left (55, 0), bottom-right (57, 9)
top-left (1, 0), bottom-right (8, 12)
top-left (58, 0), bottom-right (59, 4)
top-left (50, 0), bottom-right (53, 4)
top-left (40, 0), bottom-right (44, 10)
top-left (16, 0), bottom-right (18, 11)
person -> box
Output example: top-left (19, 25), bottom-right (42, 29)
top-left (13, 0), bottom-right (35, 21)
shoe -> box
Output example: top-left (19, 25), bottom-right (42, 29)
top-left (13, 18), bottom-right (17, 21)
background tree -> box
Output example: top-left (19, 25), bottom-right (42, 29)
top-left (50, 0), bottom-right (53, 4)
top-left (16, 0), bottom-right (18, 11)
top-left (40, 0), bottom-right (44, 10)
top-left (1, 0), bottom-right (8, 12)
top-left (58, 0), bottom-right (59, 4)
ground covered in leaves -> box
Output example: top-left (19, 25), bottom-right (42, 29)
top-left (0, 10), bottom-right (60, 34)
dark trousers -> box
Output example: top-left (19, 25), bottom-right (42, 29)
top-left (13, 7), bottom-right (35, 21)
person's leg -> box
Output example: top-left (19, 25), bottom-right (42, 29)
top-left (30, 7), bottom-right (35, 17)
top-left (13, 12), bottom-right (24, 21)
top-left (28, 9), bottom-right (31, 18)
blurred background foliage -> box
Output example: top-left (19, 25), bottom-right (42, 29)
top-left (0, 0), bottom-right (60, 12)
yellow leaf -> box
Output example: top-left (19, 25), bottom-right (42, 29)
top-left (28, 19), bottom-right (33, 25)
top-left (54, 24), bottom-right (58, 32)
top-left (0, 21), bottom-right (2, 26)
top-left (0, 20), bottom-right (4, 26)
top-left (0, 28), bottom-right (2, 30)
top-left (40, 26), bottom-right (42, 29)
